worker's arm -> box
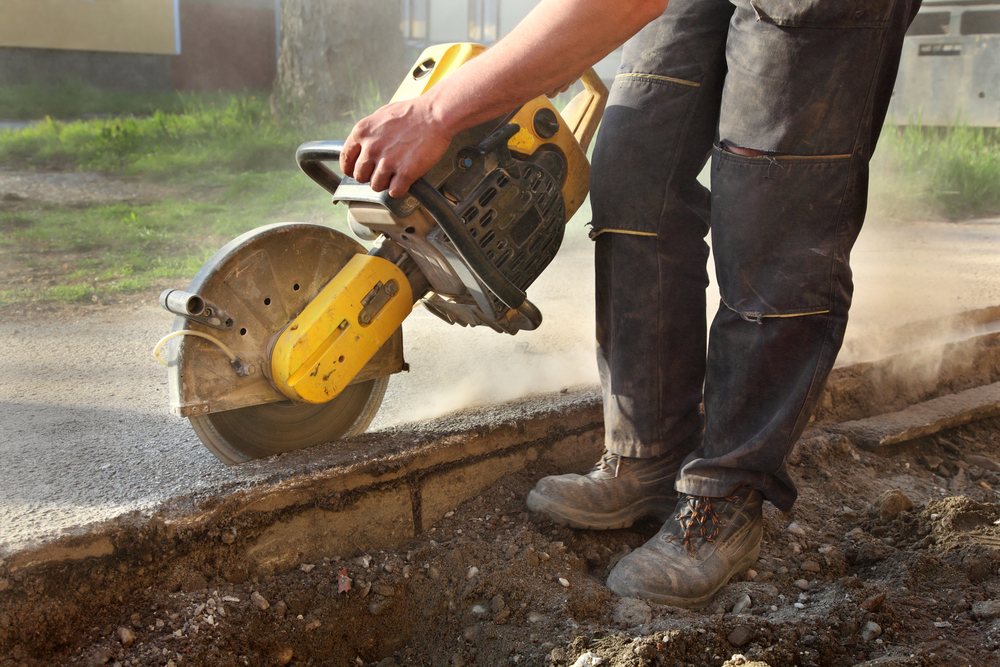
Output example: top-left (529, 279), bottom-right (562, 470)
top-left (340, 0), bottom-right (670, 197)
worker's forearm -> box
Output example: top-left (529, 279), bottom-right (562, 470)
top-left (424, 0), bottom-right (669, 135)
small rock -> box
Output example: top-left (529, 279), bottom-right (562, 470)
top-left (861, 621), bottom-right (882, 641)
top-left (471, 603), bottom-right (490, 617)
top-left (558, 577), bottom-right (570, 588)
top-left (0, 579), bottom-right (9, 592)
top-left (526, 552), bottom-right (540, 567)
top-left (372, 584), bottom-right (395, 597)
top-left (359, 555), bottom-right (372, 569)
top-left (933, 621), bottom-right (952, 628)
top-left (304, 619), bottom-right (321, 631)
top-left (466, 566), bottom-right (480, 580)
top-left (452, 654), bottom-right (467, 667)
top-left (274, 647), bottom-right (294, 666)
top-left (300, 563), bottom-right (315, 573)
top-left (875, 489), bottom-right (914, 522)
top-left (116, 627), bottom-right (135, 647)
top-left (504, 544), bottom-right (519, 560)
top-left (251, 591), bottom-right (269, 610)
top-left (731, 594), bottom-right (752, 615)
top-left (966, 454), bottom-right (1000, 472)
top-left (921, 455), bottom-right (944, 470)
top-left (727, 625), bottom-right (751, 647)
top-left (800, 560), bottom-right (822, 573)
top-left (950, 468), bottom-right (968, 492)
top-left (337, 569), bottom-right (352, 593)
top-left (794, 602), bottom-right (806, 609)
top-left (569, 652), bottom-right (603, 667)
top-left (745, 569), bottom-right (757, 581)
top-left (793, 579), bottom-right (810, 591)
top-left (427, 567), bottom-right (441, 580)
top-left (89, 648), bottom-right (111, 667)
top-left (787, 521), bottom-right (808, 537)
top-left (613, 598), bottom-right (652, 627)
top-left (273, 600), bottom-right (287, 619)
top-left (859, 593), bottom-right (886, 612)
top-left (490, 595), bottom-right (505, 614)
top-left (526, 611), bottom-right (546, 624)
top-left (972, 600), bottom-right (1000, 620)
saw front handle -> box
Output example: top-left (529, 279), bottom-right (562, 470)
top-left (561, 68), bottom-right (609, 153)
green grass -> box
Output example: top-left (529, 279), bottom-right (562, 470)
top-left (0, 81), bottom-right (238, 121)
top-left (870, 124), bottom-right (1000, 220)
top-left (0, 94), bottom-right (326, 175)
top-left (0, 173), bottom-right (352, 308)
top-left (0, 89), bottom-right (370, 308)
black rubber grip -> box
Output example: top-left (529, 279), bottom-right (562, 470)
top-left (296, 140), bottom-right (344, 196)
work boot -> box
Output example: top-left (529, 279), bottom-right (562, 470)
top-left (606, 487), bottom-right (763, 608)
top-left (526, 450), bottom-right (685, 530)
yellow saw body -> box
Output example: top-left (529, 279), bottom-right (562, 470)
top-left (158, 43), bottom-right (608, 464)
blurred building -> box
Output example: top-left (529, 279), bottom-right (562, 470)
top-left (0, 0), bottom-right (279, 93)
top-left (400, 0), bottom-right (622, 81)
top-left (888, 1), bottom-right (1000, 126)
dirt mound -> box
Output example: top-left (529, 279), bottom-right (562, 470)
top-left (3, 417), bottom-right (1000, 667)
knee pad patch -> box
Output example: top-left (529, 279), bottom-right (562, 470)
top-left (710, 145), bottom-right (855, 318)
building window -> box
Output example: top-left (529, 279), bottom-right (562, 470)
top-left (469, 0), bottom-right (499, 44)
top-left (961, 10), bottom-right (1000, 35)
top-left (906, 12), bottom-right (951, 36)
top-left (401, 0), bottom-right (429, 40)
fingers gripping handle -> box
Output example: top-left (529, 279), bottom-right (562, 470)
top-left (560, 68), bottom-right (609, 153)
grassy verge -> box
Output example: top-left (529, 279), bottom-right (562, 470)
top-left (0, 82), bottom-right (239, 121)
top-left (0, 172), bottom-right (352, 308)
top-left (0, 90), bottom-right (366, 308)
top-left (870, 124), bottom-right (1000, 220)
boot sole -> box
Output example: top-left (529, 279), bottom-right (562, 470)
top-left (526, 490), bottom-right (675, 530)
top-left (606, 541), bottom-right (762, 609)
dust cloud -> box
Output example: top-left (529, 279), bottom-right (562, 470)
top-left (371, 240), bottom-right (600, 429)
top-left (370, 200), bottom-right (1000, 430)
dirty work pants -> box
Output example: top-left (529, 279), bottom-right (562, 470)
top-left (590, 0), bottom-right (920, 511)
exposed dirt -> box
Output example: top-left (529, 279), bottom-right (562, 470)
top-left (3, 414), bottom-right (1000, 667)
top-left (0, 171), bottom-right (185, 207)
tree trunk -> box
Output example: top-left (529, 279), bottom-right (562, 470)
top-left (274, 0), bottom-right (405, 122)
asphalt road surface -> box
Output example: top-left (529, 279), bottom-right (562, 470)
top-left (2, 217), bottom-right (999, 558)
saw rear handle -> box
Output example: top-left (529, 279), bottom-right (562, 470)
top-left (295, 140), bottom-right (542, 328)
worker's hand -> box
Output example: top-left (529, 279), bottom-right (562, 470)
top-left (340, 98), bottom-right (453, 198)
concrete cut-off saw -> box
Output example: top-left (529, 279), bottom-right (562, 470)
top-left (154, 43), bottom-right (608, 464)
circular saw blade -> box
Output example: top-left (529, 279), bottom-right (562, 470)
top-left (189, 376), bottom-right (388, 464)
top-left (168, 223), bottom-right (395, 464)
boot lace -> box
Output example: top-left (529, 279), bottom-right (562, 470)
top-left (591, 451), bottom-right (622, 477)
top-left (674, 494), bottom-right (741, 552)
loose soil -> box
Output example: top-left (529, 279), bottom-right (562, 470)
top-left (3, 414), bottom-right (1000, 667)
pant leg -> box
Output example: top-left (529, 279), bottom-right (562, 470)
top-left (674, 0), bottom-right (923, 511)
top-left (590, 0), bottom-right (734, 459)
